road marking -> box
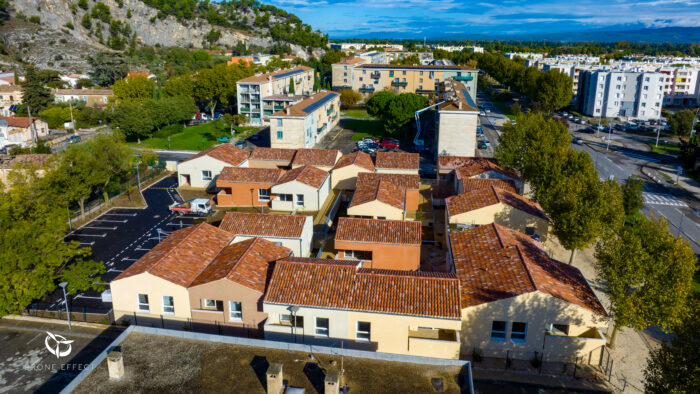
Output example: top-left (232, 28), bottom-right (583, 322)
top-left (74, 295), bottom-right (102, 300)
top-left (72, 233), bottom-right (107, 238)
top-left (107, 269), bottom-right (124, 273)
top-left (102, 213), bottom-right (138, 217)
top-left (121, 257), bottom-right (137, 261)
top-left (92, 219), bottom-right (128, 223)
top-left (83, 226), bottom-right (118, 230)
top-left (644, 192), bottom-right (688, 207)
top-left (78, 241), bottom-right (95, 246)
top-left (134, 247), bottom-right (151, 251)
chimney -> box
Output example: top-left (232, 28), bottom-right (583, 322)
top-left (107, 351), bottom-right (124, 380)
top-left (325, 370), bottom-right (341, 394)
top-left (458, 102), bottom-right (462, 110)
top-left (266, 363), bottom-right (284, 394)
top-left (286, 107), bottom-right (290, 115)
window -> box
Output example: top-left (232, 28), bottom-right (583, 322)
top-left (643, 86), bottom-right (649, 91)
top-left (548, 324), bottom-right (569, 335)
top-left (281, 313), bottom-right (304, 327)
top-left (315, 317), bottom-right (329, 337)
top-left (402, 71), bottom-right (406, 75)
top-left (162, 296), bottom-right (174, 314)
top-left (595, 109), bottom-right (601, 114)
top-left (137, 294), bottom-right (149, 312)
top-left (356, 321), bottom-right (371, 341)
top-left (277, 131), bottom-right (283, 139)
top-left (229, 301), bottom-right (242, 321)
top-left (279, 194), bottom-right (293, 202)
top-left (490, 321), bottom-right (506, 342)
top-left (344, 250), bottom-right (372, 260)
top-left (277, 119), bottom-right (283, 127)
top-left (203, 299), bottom-right (216, 309)
top-left (419, 71), bottom-right (423, 76)
top-left (201, 170), bottom-right (212, 181)
top-left (510, 322), bottom-right (527, 343)
top-left (296, 194), bottom-right (304, 207)
top-left (258, 189), bottom-right (270, 201)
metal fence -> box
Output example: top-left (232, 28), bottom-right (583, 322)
top-left (125, 312), bottom-right (263, 339)
top-left (22, 302), bottom-right (115, 325)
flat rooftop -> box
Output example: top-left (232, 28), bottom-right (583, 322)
top-left (74, 331), bottom-right (464, 393)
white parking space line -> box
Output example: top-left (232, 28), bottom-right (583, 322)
top-left (121, 257), bottom-right (137, 261)
top-left (72, 233), bottom-right (107, 238)
top-left (107, 269), bottom-right (124, 273)
top-left (74, 295), bottom-right (102, 300)
top-left (643, 192), bottom-right (688, 207)
top-left (134, 247), bottom-right (151, 251)
top-left (92, 219), bottom-right (128, 223)
top-left (83, 226), bottom-right (118, 230)
top-left (102, 213), bottom-right (138, 217)
top-left (78, 241), bottom-right (95, 246)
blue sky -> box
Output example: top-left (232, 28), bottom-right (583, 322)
top-left (264, 0), bottom-right (700, 38)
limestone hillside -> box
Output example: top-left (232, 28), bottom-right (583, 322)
top-left (0, 0), bottom-right (327, 73)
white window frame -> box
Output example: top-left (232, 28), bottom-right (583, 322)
top-left (490, 320), bottom-right (506, 342)
top-left (258, 188), bottom-right (270, 201)
top-left (510, 322), bottom-right (527, 343)
top-left (229, 301), bottom-right (242, 321)
top-left (277, 131), bottom-right (283, 139)
top-left (277, 119), bottom-right (283, 127)
top-left (201, 170), bottom-right (212, 181)
top-left (356, 321), bottom-right (370, 342)
top-left (162, 296), bottom-right (175, 315)
top-left (203, 299), bottom-right (217, 309)
top-left (279, 194), bottom-right (292, 202)
top-left (296, 194), bottom-right (304, 207)
top-left (137, 294), bottom-right (149, 312)
top-left (315, 317), bottom-right (329, 337)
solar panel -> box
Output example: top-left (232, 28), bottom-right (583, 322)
top-left (302, 93), bottom-right (335, 114)
top-left (462, 89), bottom-right (477, 108)
top-left (274, 69), bottom-right (306, 80)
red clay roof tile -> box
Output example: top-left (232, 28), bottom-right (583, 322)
top-left (460, 178), bottom-right (517, 194)
top-left (249, 147), bottom-right (297, 162)
top-left (181, 144), bottom-right (250, 167)
top-left (356, 172), bottom-right (420, 190)
top-left (335, 217), bottom-right (421, 245)
top-left (332, 151), bottom-right (375, 172)
top-left (374, 151), bottom-right (420, 170)
top-left (217, 167), bottom-right (283, 184)
top-left (275, 165), bottom-right (328, 188)
top-left (349, 179), bottom-right (405, 210)
top-left (446, 186), bottom-right (548, 220)
top-left (219, 212), bottom-right (308, 238)
top-left (291, 148), bottom-right (340, 167)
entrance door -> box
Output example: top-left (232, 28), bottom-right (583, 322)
top-left (181, 174), bottom-right (190, 186)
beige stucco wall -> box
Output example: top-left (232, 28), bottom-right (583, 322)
top-left (111, 272), bottom-right (191, 326)
top-left (263, 303), bottom-right (460, 359)
top-left (347, 200), bottom-right (404, 221)
top-left (177, 155), bottom-right (246, 189)
top-left (374, 168), bottom-right (419, 175)
top-left (331, 165), bottom-right (372, 190)
top-left (269, 117), bottom-right (305, 149)
top-left (271, 176), bottom-right (330, 212)
top-left (460, 292), bottom-right (608, 362)
top-left (437, 111), bottom-right (477, 157)
top-left (448, 203), bottom-right (550, 241)
top-left (230, 216), bottom-right (312, 256)
top-left (188, 278), bottom-right (267, 331)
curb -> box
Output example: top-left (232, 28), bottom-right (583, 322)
top-left (1, 314), bottom-right (123, 331)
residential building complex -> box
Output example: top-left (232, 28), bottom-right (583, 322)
top-left (577, 68), bottom-right (665, 120)
top-left (236, 66), bottom-right (315, 125)
top-left (268, 91), bottom-right (340, 149)
top-left (53, 88), bottom-right (113, 108)
top-left (177, 144), bottom-right (250, 189)
top-left (436, 79), bottom-right (479, 157)
top-left (0, 85), bottom-right (22, 117)
top-left (0, 117), bottom-right (49, 148)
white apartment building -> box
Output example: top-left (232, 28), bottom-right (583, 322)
top-left (658, 66), bottom-right (700, 107)
top-left (577, 68), bottom-right (665, 120)
top-left (268, 91), bottom-right (340, 149)
top-left (236, 66), bottom-right (315, 126)
top-left (505, 52), bottom-right (544, 60)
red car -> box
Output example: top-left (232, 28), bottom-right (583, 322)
top-left (380, 138), bottom-right (400, 149)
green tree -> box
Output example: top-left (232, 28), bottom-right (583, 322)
top-left (193, 63), bottom-right (236, 119)
top-left (205, 28), bottom-right (221, 47)
top-left (112, 75), bottom-right (155, 103)
top-left (621, 175), bottom-right (645, 216)
top-left (21, 66), bottom-right (54, 113)
top-left (667, 109), bottom-right (696, 138)
top-left (78, 0), bottom-right (88, 10)
top-left (39, 106), bottom-right (72, 129)
top-left (339, 88), bottom-right (361, 108)
top-left (534, 69), bottom-right (573, 112)
top-left (288, 77), bottom-right (295, 94)
top-left (595, 215), bottom-right (697, 346)
top-left (89, 133), bottom-right (134, 204)
top-left (81, 12), bottom-right (92, 29)
top-left (365, 91), bottom-right (395, 118)
top-left (643, 297), bottom-right (700, 393)
top-left (50, 144), bottom-right (95, 218)
top-left (164, 74), bottom-right (194, 97)
top-left (111, 102), bottom-right (154, 141)
top-left (384, 93), bottom-right (428, 134)
top-left (76, 78), bottom-right (94, 89)
top-left (88, 52), bottom-right (129, 86)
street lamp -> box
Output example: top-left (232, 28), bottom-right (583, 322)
top-left (58, 282), bottom-right (71, 330)
top-left (289, 305), bottom-right (300, 343)
top-left (690, 108), bottom-right (700, 139)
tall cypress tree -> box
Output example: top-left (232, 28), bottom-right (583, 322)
top-left (288, 77), bottom-right (295, 94)
top-left (21, 66), bottom-right (53, 113)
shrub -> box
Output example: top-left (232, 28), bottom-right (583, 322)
top-left (65, 22), bottom-right (75, 30)
top-left (16, 12), bottom-right (27, 21)
top-left (78, 0), bottom-right (88, 10)
top-left (152, 123), bottom-right (184, 138)
top-left (29, 15), bottom-right (40, 24)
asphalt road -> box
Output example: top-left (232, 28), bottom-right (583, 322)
top-left (38, 175), bottom-right (202, 313)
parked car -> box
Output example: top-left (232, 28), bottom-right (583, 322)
top-left (479, 111), bottom-right (486, 116)
top-left (593, 124), bottom-right (605, 132)
top-left (573, 137), bottom-right (584, 145)
top-left (217, 136), bottom-right (230, 143)
top-left (67, 135), bottom-right (81, 144)
top-left (578, 118), bottom-right (586, 125)
top-left (248, 134), bottom-right (260, 141)
top-left (380, 138), bottom-right (400, 150)
top-left (234, 140), bottom-right (247, 148)
top-left (478, 141), bottom-right (487, 149)
top-left (362, 136), bottom-right (379, 144)
top-left (480, 139), bottom-right (491, 148)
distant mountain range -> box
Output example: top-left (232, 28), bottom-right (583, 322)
top-left (338, 26), bottom-right (700, 44)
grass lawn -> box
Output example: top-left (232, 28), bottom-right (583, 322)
top-left (648, 142), bottom-right (681, 155)
top-left (490, 100), bottom-right (517, 120)
top-left (342, 108), bottom-right (375, 120)
top-left (342, 118), bottom-right (388, 141)
top-left (128, 120), bottom-right (259, 151)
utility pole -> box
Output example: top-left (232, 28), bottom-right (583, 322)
top-left (655, 116), bottom-right (661, 147)
top-left (26, 105), bottom-right (37, 143)
top-left (69, 100), bottom-right (75, 131)
top-left (691, 108), bottom-right (699, 139)
top-left (135, 165), bottom-right (142, 195)
top-left (59, 282), bottom-right (71, 330)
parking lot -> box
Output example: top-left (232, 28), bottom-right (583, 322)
top-left (41, 175), bottom-right (202, 313)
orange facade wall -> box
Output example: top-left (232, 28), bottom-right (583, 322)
top-left (335, 241), bottom-right (420, 271)
top-left (405, 189), bottom-right (419, 211)
top-left (217, 181), bottom-right (274, 207)
top-left (188, 279), bottom-right (267, 332)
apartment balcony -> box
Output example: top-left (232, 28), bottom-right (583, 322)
top-left (326, 108), bottom-right (334, 114)
top-left (408, 329), bottom-right (460, 359)
top-left (240, 107), bottom-right (250, 113)
top-left (317, 123), bottom-right (327, 133)
top-left (263, 110), bottom-right (273, 115)
top-left (454, 75), bottom-right (474, 82)
top-left (416, 88), bottom-right (438, 94)
top-left (359, 86), bottom-right (375, 93)
top-left (391, 81), bottom-right (408, 86)
top-left (274, 105), bottom-right (285, 110)
top-left (544, 327), bottom-right (606, 365)
top-left (370, 72), bottom-right (381, 79)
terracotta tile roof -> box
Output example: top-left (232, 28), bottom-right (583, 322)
top-left (449, 224), bottom-right (606, 315)
top-left (349, 179), bottom-right (404, 210)
top-left (446, 186), bottom-right (548, 220)
top-left (53, 88), bottom-right (113, 96)
top-left (271, 91), bottom-right (339, 117)
top-left (275, 165), bottom-right (328, 188)
top-left (114, 223), bottom-right (233, 287)
top-left (356, 172), bottom-right (420, 190)
top-left (249, 147), bottom-right (297, 162)
top-left (452, 158), bottom-right (521, 181)
top-left (0, 154), bottom-right (51, 169)
top-left (264, 258), bottom-right (462, 318)
top-left (292, 149), bottom-right (340, 168)
top-left (332, 151), bottom-right (375, 172)
top-left (334, 57), bottom-right (365, 65)
top-left (217, 167), bottom-right (283, 184)
top-left (219, 212), bottom-right (308, 238)
top-left (0, 117), bottom-right (40, 128)
top-left (0, 85), bottom-right (22, 93)
top-left (181, 144), bottom-right (250, 167)
top-left (460, 178), bottom-right (517, 194)
top-left (335, 217), bottom-right (421, 245)
top-left (374, 151), bottom-right (420, 170)
top-left (237, 66), bottom-right (313, 83)
top-left (438, 155), bottom-right (473, 171)
top-left (189, 238), bottom-right (291, 291)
